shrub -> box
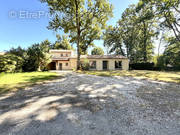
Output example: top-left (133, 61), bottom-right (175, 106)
top-left (0, 54), bottom-right (23, 73)
top-left (130, 62), bottom-right (155, 70)
top-left (155, 55), bottom-right (166, 70)
top-left (80, 59), bottom-right (90, 70)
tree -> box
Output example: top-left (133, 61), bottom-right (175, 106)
top-left (7, 46), bottom-right (27, 59)
top-left (7, 46), bottom-right (27, 70)
top-left (138, 0), bottom-right (180, 42)
top-left (51, 35), bottom-right (72, 50)
top-left (91, 46), bottom-right (104, 55)
top-left (103, 25), bottom-right (124, 55)
top-left (41, 0), bottom-right (113, 70)
top-left (104, 4), bottom-right (157, 63)
top-left (163, 37), bottom-right (180, 70)
top-left (24, 40), bottom-right (51, 71)
top-left (136, 0), bottom-right (180, 69)
top-left (135, 3), bottom-right (157, 62)
top-left (0, 54), bottom-right (23, 73)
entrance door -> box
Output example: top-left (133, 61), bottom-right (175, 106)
top-left (51, 62), bottom-right (56, 70)
top-left (59, 63), bottom-right (62, 70)
top-left (103, 61), bottom-right (108, 70)
top-left (49, 62), bottom-right (56, 70)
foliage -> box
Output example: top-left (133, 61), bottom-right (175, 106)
top-left (24, 40), bottom-right (51, 71)
top-left (104, 4), bottom-right (156, 63)
top-left (163, 37), bottom-right (180, 70)
top-left (138, 0), bottom-right (180, 42)
top-left (41, 0), bottom-right (113, 69)
top-left (130, 63), bottom-right (155, 70)
top-left (103, 25), bottom-right (124, 55)
top-left (91, 46), bottom-right (104, 55)
top-left (0, 72), bottom-right (58, 94)
top-left (7, 46), bottom-right (27, 59)
top-left (51, 35), bottom-right (72, 50)
top-left (0, 54), bottom-right (23, 73)
top-left (153, 55), bottom-right (166, 70)
top-left (80, 59), bottom-right (90, 71)
top-left (135, 0), bottom-right (180, 70)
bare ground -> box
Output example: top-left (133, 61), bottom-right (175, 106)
top-left (0, 72), bottom-right (180, 135)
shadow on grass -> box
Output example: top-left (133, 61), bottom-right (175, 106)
top-left (0, 75), bottom-right (61, 95)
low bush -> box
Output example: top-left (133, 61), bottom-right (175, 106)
top-left (0, 54), bottom-right (23, 73)
top-left (130, 62), bottom-right (155, 70)
top-left (80, 59), bottom-right (90, 70)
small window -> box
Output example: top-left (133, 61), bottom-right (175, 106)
top-left (115, 61), bottom-right (122, 69)
top-left (90, 61), bottom-right (96, 69)
top-left (66, 63), bottom-right (68, 66)
top-left (61, 54), bottom-right (63, 57)
top-left (66, 54), bottom-right (68, 57)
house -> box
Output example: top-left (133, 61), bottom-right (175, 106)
top-left (48, 50), bottom-right (129, 70)
top-left (0, 52), bottom-right (5, 55)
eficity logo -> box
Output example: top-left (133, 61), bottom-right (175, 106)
top-left (8, 10), bottom-right (60, 19)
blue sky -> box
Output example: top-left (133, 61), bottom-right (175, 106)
top-left (0, 0), bottom-right (139, 53)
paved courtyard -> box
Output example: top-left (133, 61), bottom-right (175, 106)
top-left (0, 72), bottom-right (180, 135)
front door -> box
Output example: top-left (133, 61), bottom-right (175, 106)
top-left (49, 62), bottom-right (56, 70)
top-left (103, 61), bottom-right (108, 70)
top-left (59, 63), bottom-right (62, 70)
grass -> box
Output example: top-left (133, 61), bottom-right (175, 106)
top-left (0, 72), bottom-right (58, 94)
top-left (78, 70), bottom-right (180, 83)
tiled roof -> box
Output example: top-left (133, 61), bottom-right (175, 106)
top-left (52, 57), bottom-right (69, 60)
top-left (71, 55), bottom-right (127, 59)
top-left (51, 54), bottom-right (128, 60)
top-left (70, 55), bottom-right (87, 59)
top-left (87, 55), bottom-right (128, 59)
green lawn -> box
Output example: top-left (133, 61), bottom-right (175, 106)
top-left (78, 70), bottom-right (180, 83)
top-left (0, 72), bottom-right (58, 94)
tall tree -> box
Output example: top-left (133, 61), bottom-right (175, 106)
top-left (41, 0), bottom-right (113, 70)
top-left (138, 0), bottom-right (180, 42)
top-left (104, 4), bottom-right (157, 63)
top-left (91, 46), bottom-right (104, 55)
top-left (0, 54), bottom-right (23, 73)
top-left (103, 25), bottom-right (124, 55)
top-left (163, 37), bottom-right (180, 69)
top-left (7, 46), bottom-right (27, 59)
top-left (136, 3), bottom-right (157, 62)
top-left (118, 5), bottom-right (140, 60)
top-left (25, 40), bottom-right (51, 71)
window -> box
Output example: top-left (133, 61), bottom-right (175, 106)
top-left (66, 54), bottom-right (68, 57)
top-left (66, 63), bottom-right (68, 66)
top-left (61, 54), bottom-right (63, 57)
top-left (115, 61), bottom-right (122, 69)
top-left (90, 61), bottom-right (96, 69)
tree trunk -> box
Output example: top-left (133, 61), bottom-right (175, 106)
top-left (164, 12), bottom-right (180, 42)
top-left (75, 0), bottom-right (81, 70)
top-left (158, 34), bottom-right (163, 57)
top-left (143, 21), bottom-right (148, 62)
top-left (38, 66), bottom-right (41, 71)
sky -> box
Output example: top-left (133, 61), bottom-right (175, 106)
top-left (0, 0), bottom-right (140, 54)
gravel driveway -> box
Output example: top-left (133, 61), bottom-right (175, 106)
top-left (0, 72), bottom-right (180, 135)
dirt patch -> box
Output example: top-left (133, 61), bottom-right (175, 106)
top-left (136, 84), bottom-right (180, 116)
